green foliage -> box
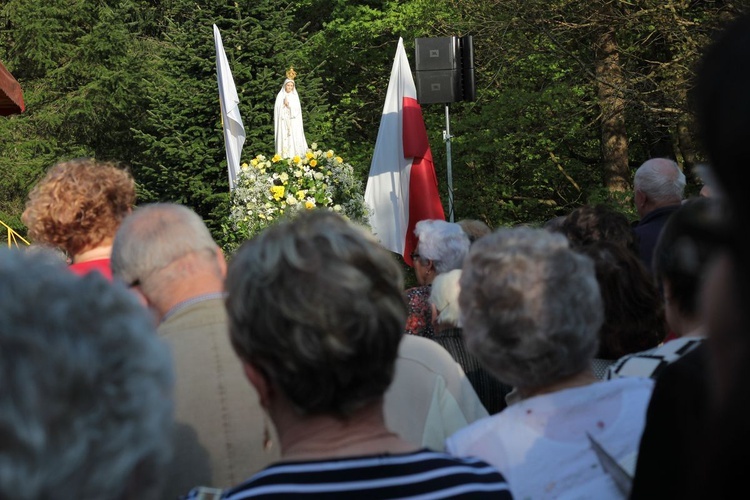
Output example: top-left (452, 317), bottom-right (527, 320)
top-left (0, 0), bottom-right (739, 247)
top-left (225, 146), bottom-right (369, 254)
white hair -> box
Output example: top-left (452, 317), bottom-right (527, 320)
top-left (414, 219), bottom-right (470, 274)
top-left (429, 269), bottom-right (463, 327)
top-left (0, 248), bottom-right (173, 500)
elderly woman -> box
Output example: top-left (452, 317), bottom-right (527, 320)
top-left (0, 248), bottom-right (173, 499)
top-left (22, 158), bottom-right (136, 279)
top-left (429, 269), bottom-right (512, 414)
top-left (219, 210), bottom-right (511, 499)
top-left (404, 218), bottom-right (470, 338)
top-left (446, 227), bottom-right (654, 499)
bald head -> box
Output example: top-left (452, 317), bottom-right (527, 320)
top-left (111, 203), bottom-right (225, 318)
top-left (633, 158), bottom-right (686, 217)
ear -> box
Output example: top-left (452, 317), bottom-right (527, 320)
top-left (662, 278), bottom-right (674, 304)
top-left (215, 247), bottom-right (227, 278)
top-left (242, 361), bottom-right (272, 410)
top-left (635, 189), bottom-right (647, 209)
top-left (427, 259), bottom-right (437, 275)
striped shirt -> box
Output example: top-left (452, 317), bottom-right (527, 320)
top-left (217, 449), bottom-right (512, 499)
top-left (605, 336), bottom-right (705, 380)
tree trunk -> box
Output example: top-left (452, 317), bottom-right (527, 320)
top-left (595, 27), bottom-right (629, 195)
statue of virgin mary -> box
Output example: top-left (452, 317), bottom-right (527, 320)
top-left (274, 67), bottom-right (308, 158)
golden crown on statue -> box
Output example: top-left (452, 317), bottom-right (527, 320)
top-left (286, 67), bottom-right (297, 80)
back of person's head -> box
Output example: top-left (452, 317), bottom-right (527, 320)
top-left (654, 197), bottom-right (724, 319)
top-left (0, 248), bottom-right (173, 500)
top-left (111, 203), bottom-right (220, 291)
top-left (414, 219), bottom-right (470, 274)
top-left (429, 269), bottom-right (463, 327)
top-left (458, 227), bottom-right (603, 389)
top-left (561, 204), bottom-right (638, 254)
top-left (577, 241), bottom-right (665, 359)
top-left (543, 215), bottom-right (568, 233)
top-left (457, 218), bottom-right (492, 244)
top-left (633, 158), bottom-right (686, 207)
top-left (22, 158), bottom-right (136, 256)
top-left (225, 209), bottom-right (407, 418)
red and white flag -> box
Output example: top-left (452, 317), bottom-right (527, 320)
top-left (365, 38), bottom-right (445, 266)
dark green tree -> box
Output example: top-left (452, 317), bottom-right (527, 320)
top-left (129, 0), bottom-right (328, 244)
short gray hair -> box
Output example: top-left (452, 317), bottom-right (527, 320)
top-left (414, 219), bottom-right (470, 274)
top-left (458, 227), bottom-right (603, 389)
top-left (111, 203), bottom-right (219, 291)
top-left (0, 248), bottom-right (173, 500)
top-left (429, 269), bottom-right (463, 327)
top-left (225, 209), bottom-right (407, 417)
top-left (634, 158), bottom-right (686, 204)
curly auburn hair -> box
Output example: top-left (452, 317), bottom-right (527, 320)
top-left (22, 159), bottom-right (136, 257)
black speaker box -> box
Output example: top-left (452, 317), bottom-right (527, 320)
top-left (416, 70), bottom-right (460, 105)
top-left (415, 37), bottom-right (459, 71)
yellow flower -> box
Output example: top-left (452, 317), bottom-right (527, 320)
top-left (335, 157), bottom-right (343, 163)
top-left (270, 185), bottom-right (285, 201)
top-left (305, 200), bottom-right (316, 209)
top-left (296, 190), bottom-right (307, 200)
top-left (272, 154), bottom-right (281, 163)
top-left (310, 159), bottom-right (318, 167)
top-left (241, 162), bottom-right (249, 170)
top-left (306, 152), bottom-right (314, 159)
top-left (292, 155), bottom-right (301, 164)
top-left (326, 150), bottom-right (334, 158)
top-left (250, 159), bottom-right (259, 167)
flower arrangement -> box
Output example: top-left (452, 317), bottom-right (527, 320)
top-left (228, 143), bottom-right (370, 241)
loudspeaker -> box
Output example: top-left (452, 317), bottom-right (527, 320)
top-left (415, 35), bottom-right (475, 104)
top-left (415, 70), bottom-right (460, 105)
top-left (461, 35), bottom-right (476, 102)
top-left (415, 37), bottom-right (459, 71)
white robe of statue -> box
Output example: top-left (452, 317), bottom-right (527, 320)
top-left (274, 79), bottom-right (308, 158)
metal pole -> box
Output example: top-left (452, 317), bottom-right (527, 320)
top-left (443, 103), bottom-right (455, 222)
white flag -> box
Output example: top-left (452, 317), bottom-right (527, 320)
top-left (213, 24), bottom-right (245, 191)
top-left (365, 38), bottom-right (444, 265)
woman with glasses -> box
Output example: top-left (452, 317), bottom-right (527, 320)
top-left (404, 219), bottom-right (470, 338)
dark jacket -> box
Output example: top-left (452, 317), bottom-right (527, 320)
top-left (634, 204), bottom-right (681, 273)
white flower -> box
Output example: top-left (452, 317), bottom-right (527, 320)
top-left (229, 146), bottom-right (369, 240)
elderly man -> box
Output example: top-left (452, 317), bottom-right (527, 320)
top-left (0, 248), bottom-right (173, 499)
top-left (111, 203), bottom-right (278, 499)
top-left (632, 157), bottom-right (686, 272)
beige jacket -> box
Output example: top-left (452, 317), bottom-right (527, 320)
top-left (159, 298), bottom-right (279, 499)
top-left (384, 335), bottom-right (489, 451)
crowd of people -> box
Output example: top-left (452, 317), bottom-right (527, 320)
top-left (2, 11), bottom-right (750, 500)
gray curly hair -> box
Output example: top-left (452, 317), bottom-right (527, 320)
top-left (0, 248), bottom-right (173, 500)
top-left (225, 209), bottom-right (408, 418)
top-left (458, 227), bottom-right (603, 389)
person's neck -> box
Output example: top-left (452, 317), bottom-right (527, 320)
top-left (676, 316), bottom-right (705, 338)
top-left (518, 369), bottom-right (598, 400)
top-left (72, 241), bottom-right (113, 264)
top-left (274, 400), bottom-right (416, 461)
top-left (154, 271), bottom-right (224, 320)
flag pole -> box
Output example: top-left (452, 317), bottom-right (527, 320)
top-left (443, 103), bottom-right (455, 222)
